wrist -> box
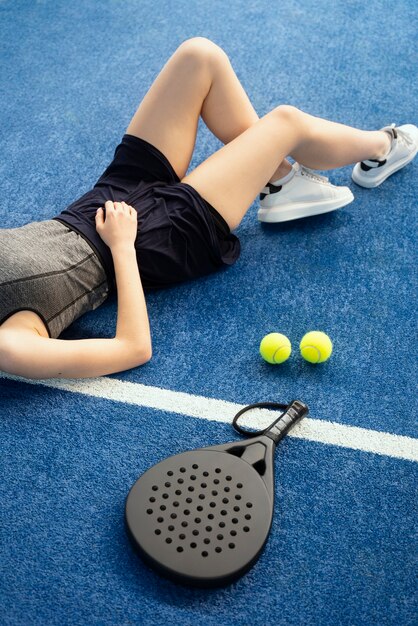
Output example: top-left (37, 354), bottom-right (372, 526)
top-left (110, 243), bottom-right (136, 257)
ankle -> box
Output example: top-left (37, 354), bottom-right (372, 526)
top-left (269, 159), bottom-right (292, 183)
top-left (371, 131), bottom-right (392, 160)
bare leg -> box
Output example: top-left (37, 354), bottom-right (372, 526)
top-left (0, 39), bottom-right (262, 340)
top-left (287, 112), bottom-right (391, 169)
top-left (0, 37), bottom-right (273, 357)
top-left (125, 36), bottom-right (292, 181)
top-left (182, 106), bottom-right (390, 229)
top-left (0, 38), bottom-right (390, 351)
top-left (125, 37), bottom-right (389, 230)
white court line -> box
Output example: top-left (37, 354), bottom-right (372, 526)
top-left (1, 373), bottom-right (417, 463)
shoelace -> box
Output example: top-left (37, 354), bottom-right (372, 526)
top-left (394, 126), bottom-right (415, 150)
top-left (364, 124), bottom-right (415, 165)
top-left (298, 165), bottom-right (330, 184)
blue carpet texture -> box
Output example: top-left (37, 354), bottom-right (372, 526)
top-left (0, 0), bottom-right (417, 625)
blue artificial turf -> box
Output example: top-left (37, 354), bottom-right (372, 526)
top-left (1, 0), bottom-right (417, 624)
top-left (1, 380), bottom-right (417, 625)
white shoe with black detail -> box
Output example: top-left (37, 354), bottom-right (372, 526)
top-left (352, 123), bottom-right (418, 188)
top-left (257, 163), bottom-right (354, 223)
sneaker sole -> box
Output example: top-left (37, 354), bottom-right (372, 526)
top-left (352, 146), bottom-right (418, 188)
top-left (257, 190), bottom-right (354, 223)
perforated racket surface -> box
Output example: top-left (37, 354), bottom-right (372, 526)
top-left (125, 399), bottom-right (308, 587)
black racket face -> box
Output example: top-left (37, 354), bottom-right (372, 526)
top-left (125, 448), bottom-right (273, 587)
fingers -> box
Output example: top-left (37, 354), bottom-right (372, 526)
top-left (120, 201), bottom-right (136, 213)
top-left (123, 201), bottom-right (137, 215)
top-left (95, 207), bottom-right (104, 226)
top-left (103, 200), bottom-right (135, 211)
top-left (98, 200), bottom-right (137, 221)
top-left (104, 199), bottom-right (121, 211)
top-left (103, 200), bottom-right (123, 212)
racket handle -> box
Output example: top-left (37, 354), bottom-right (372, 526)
top-left (263, 400), bottom-right (308, 444)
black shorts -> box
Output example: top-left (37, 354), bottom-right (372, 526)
top-left (55, 134), bottom-right (241, 292)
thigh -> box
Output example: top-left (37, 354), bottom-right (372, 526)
top-left (125, 38), bottom-right (214, 180)
top-left (181, 106), bottom-right (306, 230)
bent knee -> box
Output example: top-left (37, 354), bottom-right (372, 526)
top-left (270, 104), bottom-right (310, 136)
top-left (176, 37), bottom-right (229, 70)
top-left (273, 104), bottom-right (304, 121)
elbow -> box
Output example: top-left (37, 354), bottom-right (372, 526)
top-left (142, 344), bottom-right (153, 364)
top-left (118, 337), bottom-right (152, 369)
top-left (134, 342), bottom-right (152, 366)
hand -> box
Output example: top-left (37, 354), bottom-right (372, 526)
top-left (95, 200), bottom-right (138, 250)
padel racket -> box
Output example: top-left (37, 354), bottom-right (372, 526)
top-left (125, 399), bottom-right (308, 588)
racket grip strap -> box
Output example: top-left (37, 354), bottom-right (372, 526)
top-left (263, 400), bottom-right (308, 444)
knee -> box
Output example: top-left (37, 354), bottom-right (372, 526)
top-left (272, 104), bottom-right (304, 123)
top-left (176, 37), bottom-right (229, 71)
top-left (269, 105), bottom-right (310, 138)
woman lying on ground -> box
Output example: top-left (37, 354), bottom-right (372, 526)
top-left (0, 37), bottom-right (416, 380)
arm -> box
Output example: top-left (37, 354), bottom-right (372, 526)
top-left (0, 201), bottom-right (152, 380)
top-left (111, 245), bottom-right (151, 354)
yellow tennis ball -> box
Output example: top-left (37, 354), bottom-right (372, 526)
top-left (260, 333), bottom-right (292, 364)
top-left (300, 331), bottom-right (333, 363)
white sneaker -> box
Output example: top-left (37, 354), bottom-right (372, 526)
top-left (257, 163), bottom-right (354, 223)
top-left (352, 123), bottom-right (418, 188)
